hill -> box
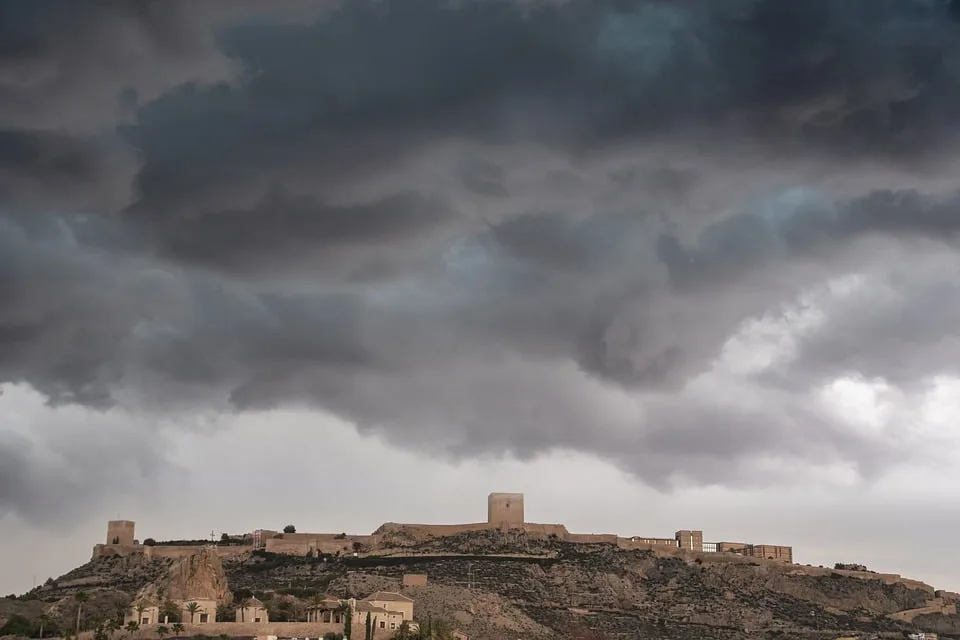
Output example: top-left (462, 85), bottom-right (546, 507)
top-left (6, 527), bottom-right (960, 640)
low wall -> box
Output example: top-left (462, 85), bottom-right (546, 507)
top-left (78, 622), bottom-right (396, 639)
top-left (565, 533), bottom-right (618, 545)
top-left (94, 544), bottom-right (254, 560)
top-left (265, 534), bottom-right (381, 555)
top-left (147, 545), bottom-right (254, 560)
top-left (521, 523), bottom-right (569, 537)
top-left (888, 600), bottom-right (957, 622)
top-left (398, 523), bottom-right (493, 536)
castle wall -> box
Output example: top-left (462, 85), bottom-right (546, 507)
top-left (617, 537), bottom-right (678, 550)
top-left (740, 544), bottom-right (793, 563)
top-left (487, 493), bottom-right (524, 527)
top-left (80, 621), bottom-right (399, 640)
top-left (92, 543), bottom-right (142, 559)
top-left (521, 523), bottom-right (569, 538)
top-left (146, 545), bottom-right (254, 560)
top-left (390, 523), bottom-right (493, 537)
top-left (106, 520), bottom-right (136, 546)
top-left (565, 533), bottom-right (618, 545)
top-left (264, 533), bottom-right (382, 555)
top-left (93, 543), bottom-right (254, 560)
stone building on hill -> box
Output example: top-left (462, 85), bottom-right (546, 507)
top-left (350, 591), bottom-right (415, 633)
top-left (235, 597), bottom-right (269, 623)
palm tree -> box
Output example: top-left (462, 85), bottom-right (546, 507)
top-left (184, 602), bottom-right (200, 624)
top-left (156, 625), bottom-right (169, 640)
top-left (125, 621), bottom-right (140, 636)
top-left (38, 613), bottom-right (50, 639)
top-left (171, 622), bottom-right (184, 637)
top-left (75, 591), bottom-right (90, 634)
top-left (107, 618), bottom-right (122, 639)
top-left (135, 603), bottom-right (147, 626)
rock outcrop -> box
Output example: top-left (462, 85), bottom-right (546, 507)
top-left (136, 546), bottom-right (230, 605)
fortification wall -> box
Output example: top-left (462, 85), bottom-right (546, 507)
top-left (391, 523), bottom-right (493, 537)
top-left (79, 622), bottom-right (397, 640)
top-left (888, 599), bottom-right (957, 622)
top-left (265, 533), bottom-right (381, 555)
top-left (617, 537), bottom-right (678, 551)
top-left (565, 533), bottom-right (618, 545)
top-left (521, 523), bottom-right (569, 537)
top-left (742, 544), bottom-right (792, 563)
top-left (146, 545), bottom-right (254, 560)
top-left (92, 544), bottom-right (143, 559)
top-left (93, 544), bottom-right (253, 560)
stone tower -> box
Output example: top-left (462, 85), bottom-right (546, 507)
top-left (675, 530), bottom-right (703, 552)
top-left (487, 493), bottom-right (524, 527)
top-left (106, 520), bottom-right (136, 546)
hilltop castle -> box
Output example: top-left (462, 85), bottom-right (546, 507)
top-left (94, 492), bottom-right (792, 563)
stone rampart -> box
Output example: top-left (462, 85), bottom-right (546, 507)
top-left (264, 533), bottom-right (381, 555)
top-left (92, 544), bottom-right (253, 561)
top-left (520, 523), bottom-right (569, 537)
top-left (78, 622), bottom-right (396, 639)
top-left (617, 537), bottom-right (678, 550)
top-left (565, 533), bottom-right (618, 545)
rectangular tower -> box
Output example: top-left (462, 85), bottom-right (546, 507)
top-left (675, 530), bottom-right (703, 552)
top-left (106, 520), bottom-right (136, 546)
top-left (487, 493), bottom-right (524, 527)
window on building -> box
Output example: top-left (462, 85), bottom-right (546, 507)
top-left (142, 618), bottom-right (149, 625)
top-left (199, 614), bottom-right (209, 623)
top-left (380, 621), bottom-right (385, 629)
top-left (390, 623), bottom-right (396, 630)
top-left (255, 618), bottom-right (261, 623)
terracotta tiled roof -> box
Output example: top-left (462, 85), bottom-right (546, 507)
top-left (355, 602), bottom-right (391, 614)
top-left (365, 591), bottom-right (413, 603)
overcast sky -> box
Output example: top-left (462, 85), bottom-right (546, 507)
top-left (4, 0), bottom-right (960, 596)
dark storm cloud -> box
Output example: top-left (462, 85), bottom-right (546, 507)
top-left (4, 0), bottom-right (960, 521)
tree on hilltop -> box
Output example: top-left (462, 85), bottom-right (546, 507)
top-left (283, 524), bottom-right (296, 533)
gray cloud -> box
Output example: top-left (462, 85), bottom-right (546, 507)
top-left (3, 0), bottom-right (960, 522)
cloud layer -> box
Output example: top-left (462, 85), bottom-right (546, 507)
top-left (4, 0), bottom-right (960, 522)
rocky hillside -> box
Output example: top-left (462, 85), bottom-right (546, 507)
top-left (7, 529), bottom-right (960, 640)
